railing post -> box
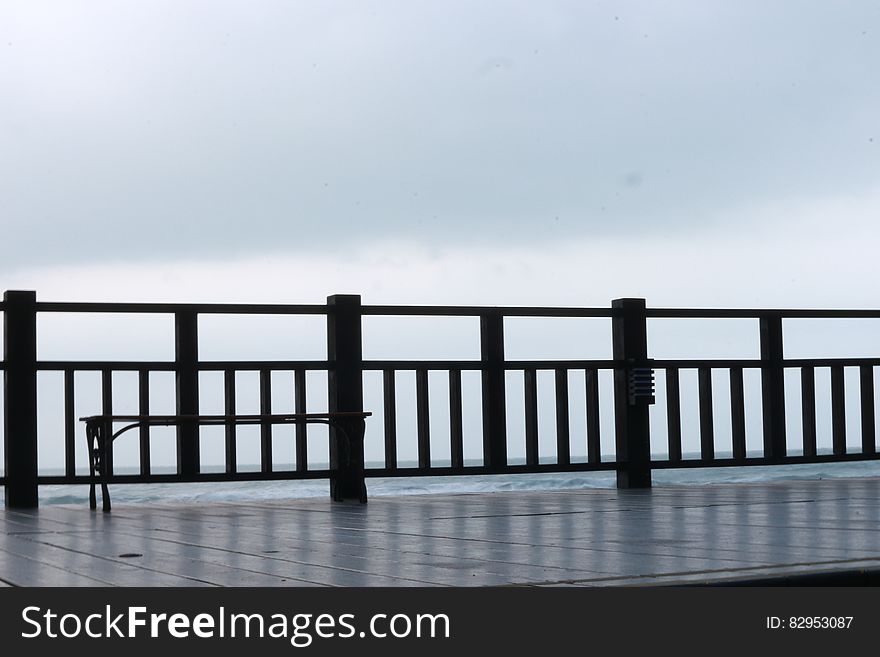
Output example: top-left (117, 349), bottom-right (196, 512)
top-left (759, 314), bottom-right (786, 461)
top-left (612, 298), bottom-right (652, 488)
top-left (3, 291), bottom-right (39, 508)
top-left (326, 294), bottom-right (365, 501)
top-left (480, 309), bottom-right (507, 469)
top-left (175, 311), bottom-right (200, 476)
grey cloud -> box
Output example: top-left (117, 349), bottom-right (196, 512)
top-left (1, 1), bottom-right (878, 269)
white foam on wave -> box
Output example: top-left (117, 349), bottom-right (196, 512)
top-left (36, 459), bottom-right (880, 506)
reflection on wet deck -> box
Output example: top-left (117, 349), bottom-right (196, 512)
top-left (2, 478), bottom-right (879, 586)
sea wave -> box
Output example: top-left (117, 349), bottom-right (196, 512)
top-left (35, 459), bottom-right (880, 506)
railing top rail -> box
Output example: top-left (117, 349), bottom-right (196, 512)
top-left (35, 302), bottom-right (329, 314)
top-left (28, 356), bottom-right (880, 372)
top-left (35, 301), bottom-right (612, 316)
top-left (361, 305), bottom-right (613, 317)
top-left (28, 300), bottom-right (880, 319)
top-left (361, 359), bottom-right (619, 370)
top-left (647, 308), bottom-right (880, 319)
top-left (35, 360), bottom-right (332, 371)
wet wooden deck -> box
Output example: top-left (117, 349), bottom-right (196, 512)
top-left (2, 478), bottom-right (879, 586)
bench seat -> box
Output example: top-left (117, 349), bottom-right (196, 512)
top-left (80, 412), bottom-right (371, 511)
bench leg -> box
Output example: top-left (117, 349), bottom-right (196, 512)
top-left (101, 481), bottom-right (112, 512)
top-left (86, 422), bottom-right (97, 510)
top-left (100, 421), bottom-right (112, 512)
top-left (88, 421), bottom-right (113, 512)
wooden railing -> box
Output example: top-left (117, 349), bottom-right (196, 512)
top-left (2, 290), bottom-right (879, 508)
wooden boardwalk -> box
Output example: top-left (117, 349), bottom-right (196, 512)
top-left (2, 478), bottom-right (879, 587)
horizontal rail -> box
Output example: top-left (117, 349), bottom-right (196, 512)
top-left (36, 360), bottom-right (331, 371)
top-left (506, 359), bottom-right (616, 369)
top-left (39, 359), bottom-right (618, 371)
top-left (654, 358), bottom-right (880, 368)
top-left (650, 453), bottom-right (880, 468)
top-left (783, 358), bottom-right (880, 367)
top-left (365, 360), bottom-right (618, 370)
top-left (38, 469), bottom-right (333, 485)
top-left (199, 361), bottom-right (331, 371)
top-left (36, 462), bottom-right (623, 485)
top-left (364, 360), bottom-right (484, 371)
top-left (38, 361), bottom-right (176, 371)
top-left (651, 358), bottom-right (880, 369)
top-left (36, 359), bottom-right (619, 372)
top-left (31, 357), bottom-right (880, 373)
top-left (36, 302), bottom-right (328, 314)
top-left (649, 359), bottom-right (763, 369)
top-left (363, 305), bottom-right (613, 317)
top-left (23, 301), bottom-right (880, 320)
top-left (648, 308), bottom-right (880, 319)
top-left (35, 302), bottom-right (611, 317)
top-left (26, 449), bottom-right (880, 487)
top-left (364, 463), bottom-right (620, 476)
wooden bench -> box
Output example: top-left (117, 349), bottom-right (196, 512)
top-left (80, 412), bottom-right (371, 511)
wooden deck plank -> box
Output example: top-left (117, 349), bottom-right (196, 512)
top-left (2, 478), bottom-right (879, 586)
top-left (102, 511), bottom-right (767, 576)
top-left (0, 533), bottom-right (221, 587)
top-left (117, 528), bottom-right (609, 585)
top-left (28, 526), bottom-right (458, 587)
top-left (85, 514), bottom-right (601, 585)
top-left (0, 553), bottom-right (110, 587)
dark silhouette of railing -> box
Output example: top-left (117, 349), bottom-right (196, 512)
top-left (3, 290), bottom-right (879, 508)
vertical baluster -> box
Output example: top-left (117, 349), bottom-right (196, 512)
top-left (224, 369), bottom-right (237, 474)
top-left (524, 369), bottom-right (539, 466)
top-left (259, 368), bottom-right (272, 472)
top-left (64, 370), bottom-right (76, 478)
top-left (555, 369), bottom-right (570, 465)
top-left (383, 369), bottom-right (397, 471)
top-left (729, 367), bottom-right (746, 461)
top-left (831, 365), bottom-right (846, 455)
top-left (138, 369), bottom-right (151, 475)
top-left (801, 366), bottom-right (816, 457)
top-left (295, 368), bottom-right (307, 472)
top-left (416, 369), bottom-right (430, 469)
top-left (102, 369), bottom-right (113, 475)
top-left (698, 367), bottom-right (714, 461)
top-left (860, 365), bottom-right (876, 455)
top-left (585, 369), bottom-right (601, 464)
top-left (449, 370), bottom-right (464, 469)
top-left (666, 368), bottom-right (682, 462)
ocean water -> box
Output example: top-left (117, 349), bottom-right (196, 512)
top-left (35, 456), bottom-right (880, 506)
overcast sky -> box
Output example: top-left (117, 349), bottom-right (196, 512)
top-left (1, 1), bottom-right (878, 307)
top-left (3, 2), bottom-right (880, 475)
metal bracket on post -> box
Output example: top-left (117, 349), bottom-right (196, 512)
top-left (627, 360), bottom-right (655, 406)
